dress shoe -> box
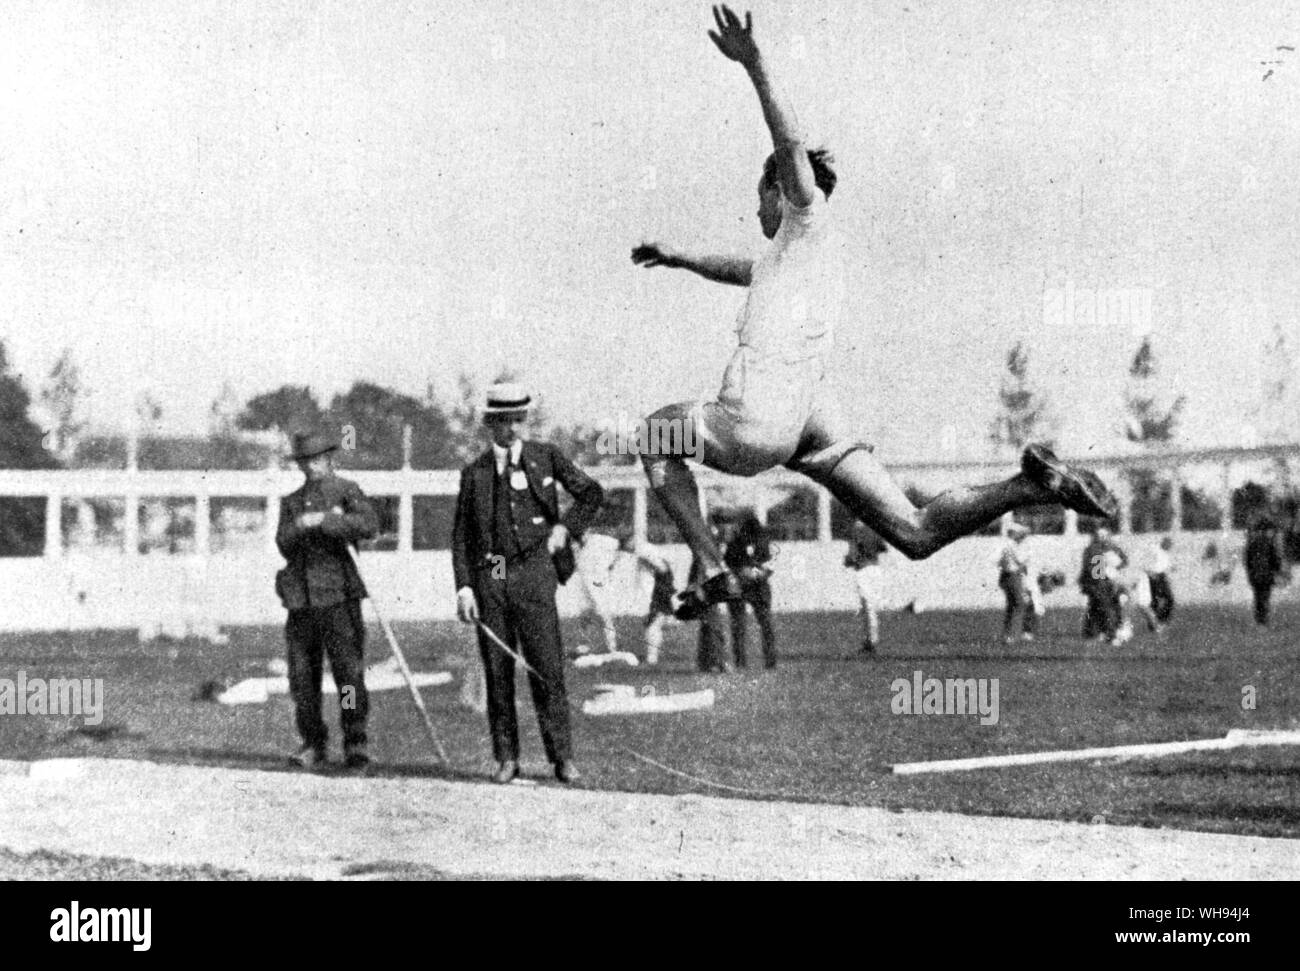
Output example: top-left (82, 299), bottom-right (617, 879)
top-left (554, 760), bottom-right (582, 784)
top-left (492, 760), bottom-right (519, 784)
top-left (344, 743), bottom-right (371, 771)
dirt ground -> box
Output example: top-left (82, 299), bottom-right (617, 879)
top-left (1, 757), bottom-right (1296, 880)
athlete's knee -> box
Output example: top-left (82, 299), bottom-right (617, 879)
top-left (890, 527), bottom-right (942, 561)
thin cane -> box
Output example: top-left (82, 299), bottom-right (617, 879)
top-left (347, 545), bottom-right (449, 765)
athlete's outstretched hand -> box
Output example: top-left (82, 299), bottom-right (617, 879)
top-left (631, 242), bottom-right (682, 269)
top-left (707, 5), bottom-right (759, 67)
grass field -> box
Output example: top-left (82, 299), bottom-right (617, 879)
top-left (2, 604), bottom-right (1298, 840)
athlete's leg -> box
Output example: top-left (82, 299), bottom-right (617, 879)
top-left (788, 405), bottom-right (1113, 560)
top-left (809, 447), bottom-right (1048, 560)
top-left (640, 402), bottom-right (728, 574)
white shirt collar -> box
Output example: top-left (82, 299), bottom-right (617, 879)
top-left (492, 439), bottom-right (523, 475)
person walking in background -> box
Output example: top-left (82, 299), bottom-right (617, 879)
top-left (844, 521), bottom-right (889, 655)
top-left (998, 522), bottom-right (1039, 644)
top-left (724, 513), bottom-right (777, 670)
top-left (1244, 516), bottom-right (1286, 627)
top-left (1146, 536), bottom-right (1175, 627)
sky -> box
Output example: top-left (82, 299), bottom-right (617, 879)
top-left (2, 0), bottom-right (1298, 462)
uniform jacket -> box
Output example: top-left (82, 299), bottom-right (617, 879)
top-left (275, 474), bottom-right (380, 610)
top-left (452, 440), bottom-right (604, 592)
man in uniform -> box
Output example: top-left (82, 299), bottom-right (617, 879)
top-left (275, 430), bottom-right (380, 770)
top-left (452, 382), bottom-right (604, 784)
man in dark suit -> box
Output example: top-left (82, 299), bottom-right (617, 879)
top-left (275, 430), bottom-right (379, 770)
top-left (1245, 515), bottom-right (1286, 626)
top-left (1079, 527), bottom-right (1125, 641)
top-left (452, 382), bottom-right (604, 784)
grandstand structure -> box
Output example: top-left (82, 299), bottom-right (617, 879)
top-left (0, 443), bottom-right (1296, 632)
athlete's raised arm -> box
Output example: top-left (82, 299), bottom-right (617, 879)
top-left (631, 242), bottom-right (753, 286)
top-left (708, 5), bottom-right (817, 209)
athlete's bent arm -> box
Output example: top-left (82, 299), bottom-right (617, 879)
top-left (709, 5), bottom-right (817, 208)
top-left (631, 242), bottom-right (752, 286)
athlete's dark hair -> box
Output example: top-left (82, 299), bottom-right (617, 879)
top-left (761, 147), bottom-right (837, 199)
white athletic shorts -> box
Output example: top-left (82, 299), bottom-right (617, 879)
top-left (687, 346), bottom-right (869, 480)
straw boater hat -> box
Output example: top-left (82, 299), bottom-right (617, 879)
top-left (1007, 522), bottom-right (1030, 539)
top-left (482, 381), bottom-right (533, 419)
top-left (287, 429), bottom-right (340, 461)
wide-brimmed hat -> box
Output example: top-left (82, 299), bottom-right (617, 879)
top-left (287, 430), bottom-right (339, 461)
top-left (482, 381), bottom-right (533, 418)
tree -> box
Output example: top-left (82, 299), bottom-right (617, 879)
top-left (237, 385), bottom-right (324, 436)
top-left (39, 349), bottom-right (86, 462)
top-left (1123, 336), bottom-right (1185, 445)
top-left (327, 381), bottom-right (459, 469)
top-left (989, 341), bottom-right (1055, 454)
top-left (0, 341), bottom-right (58, 556)
top-left (1123, 336), bottom-right (1186, 532)
top-left (207, 382), bottom-right (264, 470)
top-left (1259, 321), bottom-right (1297, 446)
top-left (0, 341), bottom-right (57, 470)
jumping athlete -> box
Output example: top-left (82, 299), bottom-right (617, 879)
top-left (633, 6), bottom-right (1117, 619)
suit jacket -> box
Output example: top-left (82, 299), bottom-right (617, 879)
top-left (275, 474), bottom-right (380, 610)
top-left (452, 440), bottom-right (604, 593)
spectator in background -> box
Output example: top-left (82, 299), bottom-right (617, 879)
top-left (1079, 527), bottom-right (1126, 642)
top-left (621, 535), bottom-right (676, 665)
top-left (573, 530), bottom-right (621, 655)
top-left (1244, 516), bottom-right (1286, 627)
top-left (1146, 536), bottom-right (1175, 627)
top-left (844, 521), bottom-right (889, 656)
top-left (998, 522), bottom-right (1039, 644)
top-left (724, 513), bottom-right (777, 670)
top-left (690, 530), bottom-right (730, 673)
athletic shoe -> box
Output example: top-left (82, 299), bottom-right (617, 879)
top-left (1021, 444), bottom-right (1119, 520)
top-left (673, 571), bottom-right (743, 621)
top-left (492, 760), bottom-right (519, 784)
top-left (290, 745), bottom-right (325, 769)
